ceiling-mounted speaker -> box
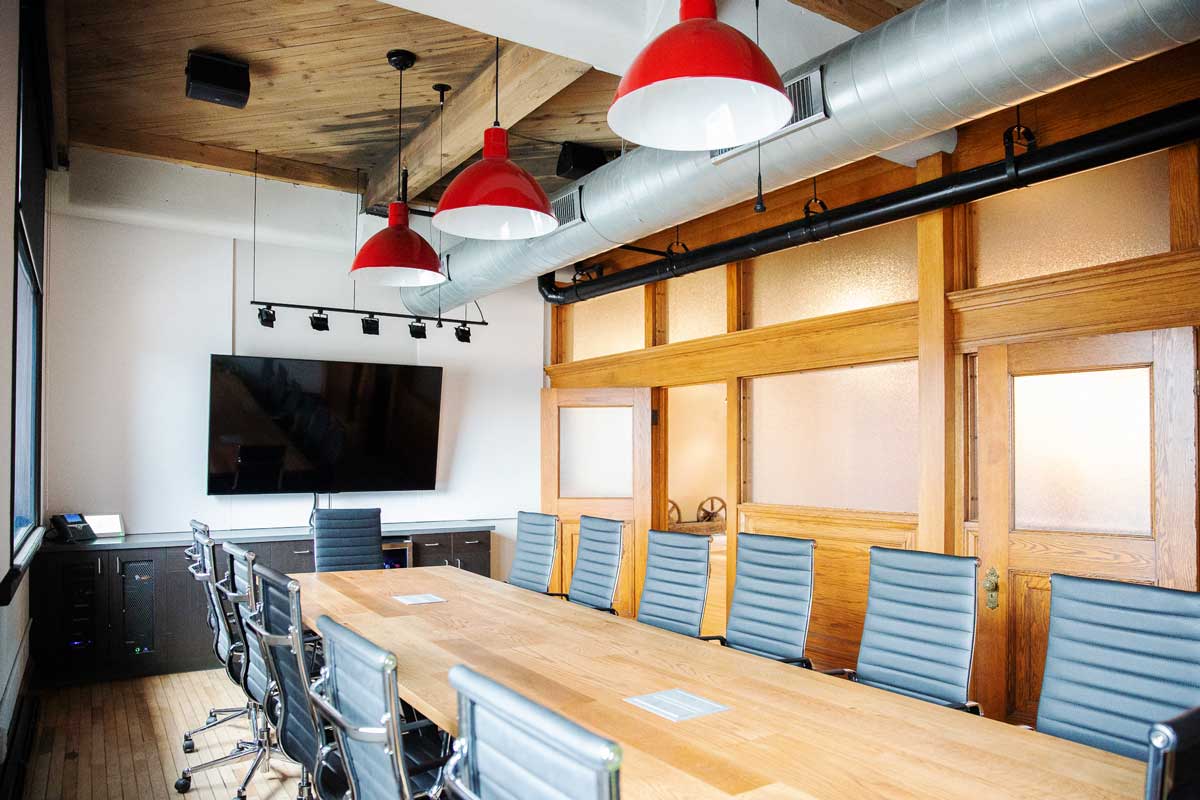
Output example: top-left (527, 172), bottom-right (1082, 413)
top-left (556, 142), bottom-right (609, 180)
top-left (186, 51), bottom-right (250, 109)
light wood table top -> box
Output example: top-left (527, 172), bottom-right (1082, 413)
top-left (295, 566), bottom-right (1143, 799)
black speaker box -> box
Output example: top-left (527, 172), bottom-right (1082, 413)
top-left (186, 50), bottom-right (250, 109)
top-left (556, 142), bottom-right (609, 180)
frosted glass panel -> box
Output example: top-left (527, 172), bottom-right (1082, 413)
top-left (667, 268), bottom-right (725, 343)
top-left (975, 152), bottom-right (1169, 286)
top-left (750, 219), bottom-right (917, 328)
top-left (571, 286), bottom-right (644, 361)
top-left (1013, 369), bottom-right (1151, 534)
top-left (749, 361), bottom-right (919, 512)
top-left (668, 384), bottom-right (727, 521)
top-left (559, 407), bottom-right (634, 498)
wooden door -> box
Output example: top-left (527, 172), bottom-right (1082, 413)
top-left (541, 387), bottom-right (654, 617)
top-left (972, 328), bottom-right (1197, 723)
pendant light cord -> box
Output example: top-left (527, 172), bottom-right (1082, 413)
top-left (754, 0), bottom-right (766, 213)
top-left (397, 61), bottom-right (405, 202)
top-left (493, 37), bottom-right (501, 127)
top-left (251, 150), bottom-right (258, 301)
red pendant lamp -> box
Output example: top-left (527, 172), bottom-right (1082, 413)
top-left (608, 0), bottom-right (792, 152)
top-left (350, 50), bottom-right (445, 288)
top-left (433, 39), bottom-right (558, 241)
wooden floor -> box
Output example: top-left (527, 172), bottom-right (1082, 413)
top-left (24, 670), bottom-right (301, 800)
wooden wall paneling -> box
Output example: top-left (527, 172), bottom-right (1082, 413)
top-left (972, 345), bottom-right (1011, 719)
top-left (1170, 142), bottom-right (1200, 250)
top-left (551, 304), bottom-right (573, 365)
top-left (1152, 327), bottom-right (1199, 590)
top-left (950, 248), bottom-right (1200, 351)
top-left (632, 389), bottom-right (654, 616)
top-left (1007, 572), bottom-right (1052, 726)
top-left (545, 300), bottom-right (919, 388)
top-left (917, 153), bottom-right (962, 554)
top-left (725, 377), bottom-right (743, 613)
top-left (645, 281), bottom-right (667, 347)
top-left (737, 504), bottom-right (917, 669)
top-left (726, 261), bottom-right (749, 334)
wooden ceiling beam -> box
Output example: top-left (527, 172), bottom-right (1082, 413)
top-left (787, 0), bottom-right (918, 32)
top-left (71, 124), bottom-right (362, 193)
top-left (365, 43), bottom-right (589, 209)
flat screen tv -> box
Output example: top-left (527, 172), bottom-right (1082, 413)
top-left (207, 354), bottom-right (442, 495)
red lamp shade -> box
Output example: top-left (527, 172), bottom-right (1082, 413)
top-left (608, 0), bottom-right (792, 152)
top-left (349, 201), bottom-right (445, 287)
top-left (433, 127), bottom-right (559, 241)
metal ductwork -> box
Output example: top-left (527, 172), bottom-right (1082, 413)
top-left (401, 0), bottom-right (1200, 318)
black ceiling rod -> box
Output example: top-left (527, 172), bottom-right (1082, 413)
top-left (540, 97), bottom-right (1200, 305)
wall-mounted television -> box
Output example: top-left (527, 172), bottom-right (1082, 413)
top-left (207, 354), bottom-right (442, 495)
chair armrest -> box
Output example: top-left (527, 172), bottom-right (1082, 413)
top-left (399, 718), bottom-right (436, 734)
top-left (945, 701), bottom-right (983, 716)
top-left (821, 668), bottom-right (857, 680)
top-left (778, 656), bottom-right (813, 669)
top-left (405, 752), bottom-right (451, 774)
top-left (1016, 724), bottom-right (1034, 731)
top-left (697, 635), bottom-right (727, 645)
top-left (543, 592), bottom-right (569, 599)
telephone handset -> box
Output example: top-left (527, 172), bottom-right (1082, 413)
top-left (49, 513), bottom-right (97, 543)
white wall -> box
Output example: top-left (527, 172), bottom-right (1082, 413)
top-left (44, 151), bottom-right (545, 576)
top-left (0, 0), bottom-right (32, 759)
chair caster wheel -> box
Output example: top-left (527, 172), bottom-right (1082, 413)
top-left (182, 736), bottom-right (195, 754)
top-left (175, 775), bottom-right (191, 793)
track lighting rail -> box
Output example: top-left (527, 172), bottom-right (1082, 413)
top-left (250, 300), bottom-right (487, 327)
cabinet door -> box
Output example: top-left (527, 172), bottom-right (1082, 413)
top-left (412, 534), bottom-right (452, 567)
top-left (107, 549), bottom-right (169, 675)
top-left (32, 551), bottom-right (109, 678)
top-left (451, 532), bottom-right (491, 577)
top-left (162, 546), bottom-right (217, 673)
top-left (272, 538), bottom-right (316, 575)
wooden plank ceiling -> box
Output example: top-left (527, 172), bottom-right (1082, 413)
top-left (63, 0), bottom-right (623, 200)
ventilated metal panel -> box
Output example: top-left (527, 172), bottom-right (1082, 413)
top-left (120, 559), bottom-right (156, 655)
top-left (711, 68), bottom-right (826, 163)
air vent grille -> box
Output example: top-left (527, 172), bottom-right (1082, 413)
top-left (551, 188), bottom-right (583, 229)
top-left (711, 67), bottom-right (826, 163)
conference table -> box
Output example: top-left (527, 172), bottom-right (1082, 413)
top-left (295, 566), bottom-right (1144, 799)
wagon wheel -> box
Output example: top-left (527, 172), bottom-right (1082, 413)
top-left (697, 496), bottom-right (726, 523)
top-left (667, 500), bottom-right (682, 525)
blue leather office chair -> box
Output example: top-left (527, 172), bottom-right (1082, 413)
top-left (307, 615), bottom-right (447, 800)
top-left (507, 511), bottom-right (559, 593)
top-left (178, 542), bottom-right (275, 797)
top-left (701, 533), bottom-right (814, 667)
top-left (444, 665), bottom-right (622, 800)
top-left (180, 522), bottom-right (249, 753)
top-left (245, 563), bottom-right (348, 800)
top-left (636, 530), bottom-right (711, 637)
top-left (1037, 574), bottom-right (1200, 760)
top-left (562, 516), bottom-right (624, 614)
top-left (312, 508), bottom-right (384, 573)
top-left (825, 547), bottom-right (981, 713)
top-left (1146, 706), bottom-right (1200, 800)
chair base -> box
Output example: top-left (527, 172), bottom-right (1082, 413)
top-left (176, 703), bottom-right (285, 798)
top-left (183, 705), bottom-right (249, 753)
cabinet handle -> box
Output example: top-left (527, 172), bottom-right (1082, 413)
top-left (463, 540), bottom-right (480, 545)
top-left (443, 559), bottom-right (449, 566)
top-left (456, 558), bottom-right (462, 569)
top-left (293, 549), bottom-right (312, 555)
top-left (422, 542), bottom-right (441, 547)
top-left (97, 557), bottom-right (102, 575)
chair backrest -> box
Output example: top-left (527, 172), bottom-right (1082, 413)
top-left (312, 508), bottom-right (384, 573)
top-left (248, 563), bottom-right (322, 773)
top-left (220, 542), bottom-right (272, 706)
top-left (1037, 574), bottom-right (1200, 760)
top-left (636, 530), bottom-right (710, 637)
top-left (189, 521), bottom-right (237, 669)
top-left (508, 512), bottom-right (559, 593)
top-left (309, 615), bottom-right (417, 800)
top-left (725, 533), bottom-right (815, 660)
top-left (446, 665), bottom-right (621, 800)
top-left (568, 516), bottom-right (624, 611)
top-left (855, 547), bottom-right (978, 707)
top-left (1146, 706), bottom-right (1200, 800)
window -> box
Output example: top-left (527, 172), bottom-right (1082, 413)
top-left (12, 244), bottom-right (39, 549)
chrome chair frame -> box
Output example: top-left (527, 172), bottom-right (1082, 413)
top-left (1146, 706), bottom-right (1200, 800)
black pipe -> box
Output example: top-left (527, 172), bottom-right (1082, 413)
top-left (540, 98), bottom-right (1200, 305)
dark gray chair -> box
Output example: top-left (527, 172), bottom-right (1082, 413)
top-left (636, 530), bottom-right (711, 637)
top-left (307, 615), bottom-right (446, 800)
top-left (1037, 574), bottom-right (1200, 760)
top-left (444, 665), bottom-right (622, 800)
top-left (244, 563), bottom-right (348, 800)
top-left (825, 547), bottom-right (981, 713)
top-left (507, 511), bottom-right (559, 593)
top-left (563, 516), bottom-right (624, 614)
top-left (1146, 706), bottom-right (1200, 800)
top-left (180, 522), bottom-right (249, 753)
top-left (312, 508), bottom-right (384, 573)
top-left (701, 533), bottom-right (814, 667)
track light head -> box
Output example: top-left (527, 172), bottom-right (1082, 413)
top-left (454, 322), bottom-right (471, 343)
top-left (361, 314), bottom-right (380, 335)
top-left (257, 305), bottom-right (276, 328)
top-left (408, 319), bottom-right (427, 339)
top-left (309, 310), bottom-right (329, 332)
